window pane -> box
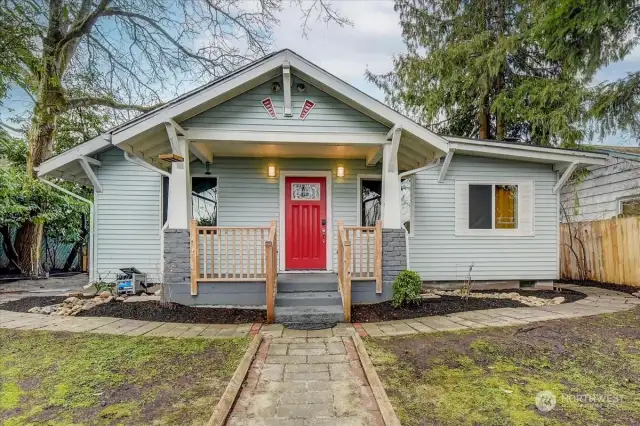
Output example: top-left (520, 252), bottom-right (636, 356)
top-left (401, 177), bottom-right (411, 233)
top-left (495, 185), bottom-right (518, 229)
top-left (161, 176), bottom-right (169, 226)
top-left (192, 177), bottom-right (217, 226)
top-left (469, 184), bottom-right (492, 229)
top-left (621, 199), bottom-right (640, 216)
top-left (361, 179), bottom-right (381, 226)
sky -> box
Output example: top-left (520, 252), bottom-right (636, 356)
top-left (270, 0), bottom-right (639, 147)
top-left (2, 0), bottom-right (637, 146)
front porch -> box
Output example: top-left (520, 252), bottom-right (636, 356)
top-left (182, 219), bottom-right (391, 323)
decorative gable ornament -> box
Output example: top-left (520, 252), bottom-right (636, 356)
top-left (261, 97), bottom-right (277, 118)
top-left (299, 99), bottom-right (316, 120)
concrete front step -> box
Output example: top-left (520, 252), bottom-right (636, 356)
top-left (277, 273), bottom-right (339, 293)
top-left (275, 305), bottom-right (344, 325)
top-left (276, 291), bottom-right (341, 307)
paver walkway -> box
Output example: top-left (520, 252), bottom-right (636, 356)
top-left (227, 332), bottom-right (384, 425)
top-left (1, 285), bottom-right (638, 339)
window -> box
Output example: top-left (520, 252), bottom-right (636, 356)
top-left (192, 177), bottom-right (217, 226)
top-left (468, 184), bottom-right (518, 230)
top-left (455, 181), bottom-right (532, 236)
top-left (619, 197), bottom-right (640, 216)
top-left (358, 176), bottom-right (412, 234)
top-left (161, 176), bottom-right (169, 226)
top-left (401, 177), bottom-right (412, 234)
top-left (360, 178), bottom-right (381, 227)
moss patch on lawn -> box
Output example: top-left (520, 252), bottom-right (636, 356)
top-left (365, 307), bottom-right (640, 426)
top-left (0, 329), bottom-right (250, 425)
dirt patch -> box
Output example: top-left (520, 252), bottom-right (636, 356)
top-left (77, 300), bottom-right (266, 324)
top-left (351, 289), bottom-right (584, 323)
top-left (366, 307), bottom-right (640, 425)
top-left (558, 279), bottom-right (639, 295)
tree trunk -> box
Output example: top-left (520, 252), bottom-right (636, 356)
top-left (16, 11), bottom-right (65, 273)
top-left (1, 226), bottom-right (23, 273)
top-left (478, 102), bottom-right (490, 139)
top-left (495, 0), bottom-right (506, 141)
top-left (496, 110), bottom-right (505, 140)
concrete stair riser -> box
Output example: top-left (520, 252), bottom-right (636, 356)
top-left (275, 273), bottom-right (344, 325)
top-left (276, 291), bottom-right (341, 307)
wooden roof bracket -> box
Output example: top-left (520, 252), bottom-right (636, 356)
top-left (438, 149), bottom-right (455, 183)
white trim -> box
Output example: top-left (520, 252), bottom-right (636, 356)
top-left (279, 170), bottom-right (333, 272)
top-left (185, 128), bottom-right (387, 145)
top-left (357, 174), bottom-right (382, 228)
top-left (402, 175), bottom-right (415, 237)
top-left (282, 61), bottom-right (292, 117)
top-left (78, 157), bottom-right (103, 193)
top-left (398, 157), bottom-right (441, 178)
top-left (617, 195), bottom-right (640, 215)
top-left (438, 150), bottom-right (455, 183)
top-left (366, 147), bottom-right (383, 166)
top-left (123, 151), bottom-right (171, 178)
top-left (37, 134), bottom-right (111, 178)
top-left (455, 180), bottom-right (535, 237)
top-left (553, 161), bottom-right (578, 193)
top-left (446, 138), bottom-right (607, 166)
top-left (189, 142), bottom-right (214, 164)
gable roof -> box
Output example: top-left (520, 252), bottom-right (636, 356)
top-left (38, 49), bottom-right (608, 182)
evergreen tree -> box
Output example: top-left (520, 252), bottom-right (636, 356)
top-left (367, 0), bottom-right (588, 146)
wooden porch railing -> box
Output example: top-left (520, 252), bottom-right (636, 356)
top-left (265, 220), bottom-right (278, 323)
top-left (189, 220), bottom-right (278, 320)
top-left (337, 221), bottom-right (353, 322)
top-left (344, 220), bottom-right (382, 293)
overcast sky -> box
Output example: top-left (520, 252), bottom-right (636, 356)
top-left (274, 0), bottom-right (639, 147)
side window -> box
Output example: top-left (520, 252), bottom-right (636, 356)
top-left (620, 197), bottom-right (640, 216)
top-left (161, 176), bottom-right (169, 227)
top-left (192, 177), bottom-right (218, 226)
top-left (401, 177), bottom-right (412, 234)
top-left (360, 179), bottom-right (381, 227)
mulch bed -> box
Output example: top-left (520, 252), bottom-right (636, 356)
top-left (557, 279), bottom-right (640, 295)
top-left (473, 288), bottom-right (586, 303)
top-left (0, 296), bottom-right (67, 312)
top-left (351, 288), bottom-right (586, 323)
top-left (78, 301), bottom-right (266, 324)
top-left (0, 296), bottom-right (266, 324)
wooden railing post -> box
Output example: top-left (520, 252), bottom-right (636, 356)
top-left (265, 220), bottom-right (277, 324)
top-left (189, 219), bottom-right (199, 296)
top-left (343, 240), bottom-right (352, 322)
top-left (374, 220), bottom-right (382, 293)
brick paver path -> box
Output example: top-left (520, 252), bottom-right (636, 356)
top-left (227, 334), bottom-right (384, 425)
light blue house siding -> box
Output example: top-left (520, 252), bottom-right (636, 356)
top-left (190, 157), bottom-right (382, 271)
top-left (409, 155), bottom-right (559, 281)
top-left (94, 148), bottom-right (162, 283)
top-left (181, 75), bottom-right (389, 134)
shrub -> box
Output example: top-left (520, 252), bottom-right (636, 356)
top-left (392, 270), bottom-right (422, 307)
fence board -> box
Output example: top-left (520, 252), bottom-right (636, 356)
top-left (560, 217), bottom-right (640, 287)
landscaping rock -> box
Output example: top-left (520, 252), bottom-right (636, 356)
top-left (40, 306), bottom-right (53, 315)
top-left (432, 289), bottom-right (563, 307)
top-left (116, 296), bottom-right (126, 301)
top-left (99, 291), bottom-right (111, 299)
top-left (67, 292), bottom-right (84, 298)
top-left (64, 297), bottom-right (79, 304)
top-left (633, 291), bottom-right (640, 298)
top-left (550, 296), bottom-right (565, 305)
top-left (28, 307), bottom-right (42, 314)
top-left (420, 293), bottom-right (441, 299)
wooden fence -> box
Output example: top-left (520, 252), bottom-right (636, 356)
top-left (560, 216), bottom-right (640, 287)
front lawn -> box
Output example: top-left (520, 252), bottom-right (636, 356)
top-left (365, 307), bottom-right (640, 425)
top-left (0, 329), bottom-right (250, 425)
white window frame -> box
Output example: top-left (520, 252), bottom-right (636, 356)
top-left (190, 173), bottom-right (220, 225)
top-left (617, 195), bottom-right (640, 215)
top-left (455, 180), bottom-right (534, 237)
top-left (357, 174), bottom-right (414, 236)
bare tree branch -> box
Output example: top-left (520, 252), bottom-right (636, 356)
top-left (65, 96), bottom-right (164, 112)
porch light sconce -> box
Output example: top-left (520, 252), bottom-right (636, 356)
top-left (268, 165), bottom-right (277, 177)
top-left (204, 161), bottom-right (211, 175)
top-left (336, 166), bottom-right (345, 178)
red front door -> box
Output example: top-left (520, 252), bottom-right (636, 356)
top-left (285, 177), bottom-right (327, 270)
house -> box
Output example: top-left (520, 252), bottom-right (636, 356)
top-left (36, 50), bottom-right (607, 323)
top-left (560, 146), bottom-right (640, 222)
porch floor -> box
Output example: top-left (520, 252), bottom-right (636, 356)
top-left (275, 273), bottom-right (344, 326)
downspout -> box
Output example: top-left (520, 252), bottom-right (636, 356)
top-left (40, 179), bottom-right (96, 283)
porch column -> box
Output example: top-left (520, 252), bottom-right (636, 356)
top-left (163, 135), bottom-right (192, 299)
top-left (166, 135), bottom-right (191, 229)
top-left (381, 128), bottom-right (402, 228)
